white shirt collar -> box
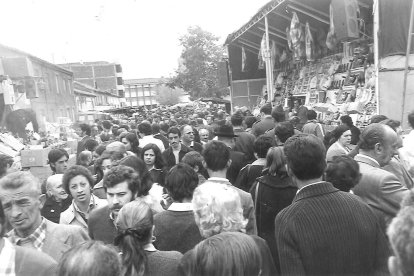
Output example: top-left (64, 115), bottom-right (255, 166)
top-left (168, 202), bottom-right (193, 211)
top-left (251, 158), bottom-right (267, 166)
top-left (356, 153), bottom-right (380, 167)
top-left (296, 181), bottom-right (325, 194)
top-left (208, 177), bottom-right (229, 182)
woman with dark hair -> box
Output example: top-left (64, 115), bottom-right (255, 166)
top-left (122, 132), bottom-right (142, 157)
top-left (249, 146), bottom-right (297, 271)
top-left (325, 125), bottom-right (357, 162)
top-left (325, 155), bottom-right (361, 192)
top-left (60, 165), bottom-right (107, 230)
top-left (141, 143), bottom-right (167, 186)
top-left (115, 201), bottom-right (182, 276)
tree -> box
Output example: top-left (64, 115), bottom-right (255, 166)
top-left (170, 26), bottom-right (226, 99)
top-left (155, 84), bottom-right (180, 106)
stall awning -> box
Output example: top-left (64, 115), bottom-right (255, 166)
top-left (74, 89), bottom-right (97, 97)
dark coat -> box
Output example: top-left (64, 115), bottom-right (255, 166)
top-left (275, 182), bottom-right (390, 275)
top-left (88, 205), bottom-right (117, 244)
top-left (234, 128), bottom-right (256, 163)
top-left (234, 164), bottom-right (265, 192)
top-left (251, 117), bottom-right (274, 137)
top-left (227, 150), bottom-right (248, 185)
top-left (162, 144), bottom-right (192, 170)
top-left (41, 195), bottom-right (72, 224)
top-left (154, 133), bottom-right (170, 150)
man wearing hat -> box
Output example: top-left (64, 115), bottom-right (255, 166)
top-left (214, 124), bottom-right (248, 184)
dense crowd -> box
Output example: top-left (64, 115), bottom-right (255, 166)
top-left (1, 101), bottom-right (414, 276)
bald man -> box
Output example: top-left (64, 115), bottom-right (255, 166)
top-left (41, 174), bottom-right (72, 223)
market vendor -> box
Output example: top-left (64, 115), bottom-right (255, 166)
top-left (292, 99), bottom-right (308, 131)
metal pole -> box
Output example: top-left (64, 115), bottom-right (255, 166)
top-left (373, 0), bottom-right (380, 115)
top-left (402, 0), bottom-right (414, 124)
top-left (265, 16), bottom-right (274, 104)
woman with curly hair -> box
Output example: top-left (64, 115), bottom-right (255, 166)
top-left (141, 143), bottom-right (167, 186)
top-left (115, 200), bottom-right (182, 276)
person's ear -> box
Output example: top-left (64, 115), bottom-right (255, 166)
top-left (374, 143), bottom-right (382, 154)
top-left (39, 194), bottom-right (46, 209)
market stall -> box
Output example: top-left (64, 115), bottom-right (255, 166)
top-left (225, 0), bottom-right (414, 129)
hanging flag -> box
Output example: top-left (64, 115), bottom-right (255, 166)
top-left (305, 22), bottom-right (315, 61)
top-left (241, 46), bottom-right (247, 72)
top-left (258, 33), bottom-right (266, 69)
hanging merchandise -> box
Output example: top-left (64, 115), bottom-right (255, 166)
top-left (279, 49), bottom-right (287, 63)
top-left (305, 22), bottom-right (315, 62)
top-left (290, 12), bottom-right (305, 61)
top-left (326, 4), bottom-right (338, 50)
top-left (241, 47), bottom-right (247, 72)
top-left (270, 40), bottom-right (277, 69)
top-left (258, 34), bottom-right (266, 69)
top-left (286, 26), bottom-right (293, 51)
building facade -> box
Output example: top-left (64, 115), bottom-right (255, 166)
top-left (123, 78), bottom-right (166, 107)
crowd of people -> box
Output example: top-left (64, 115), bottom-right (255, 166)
top-left (1, 101), bottom-right (414, 276)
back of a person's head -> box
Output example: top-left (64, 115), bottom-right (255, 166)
top-left (138, 122), bottom-right (152, 136)
top-left (100, 133), bottom-right (111, 142)
top-left (271, 109), bottom-right (286, 123)
top-left (160, 122), bottom-right (169, 133)
top-left (275, 121), bottom-right (295, 143)
top-left (80, 123), bottom-right (92, 136)
top-left (84, 139), bottom-right (99, 152)
top-left (409, 111), bottom-right (414, 129)
top-left (230, 111), bottom-right (244, 127)
top-left (370, 114), bottom-right (388, 124)
top-left (180, 232), bottom-right (261, 276)
top-left (203, 140), bottom-right (230, 171)
top-left (265, 146), bottom-right (288, 176)
top-left (165, 163), bottom-right (198, 202)
top-left (77, 151), bottom-right (92, 166)
top-left (358, 123), bottom-right (388, 151)
top-left (380, 119), bottom-right (401, 133)
top-left (284, 134), bottom-right (326, 180)
top-left (0, 154), bottom-right (14, 178)
top-left (102, 120), bottom-right (112, 130)
top-left (340, 115), bottom-right (354, 126)
top-left (260, 104), bottom-right (272, 115)
top-left (388, 206), bottom-right (414, 276)
top-left (151, 123), bottom-right (160, 134)
top-left (325, 156), bottom-right (360, 192)
top-left (254, 135), bottom-right (275, 158)
top-left (57, 241), bottom-right (122, 276)
top-left (182, 151), bottom-right (204, 170)
top-left (244, 116), bottom-right (257, 129)
top-left (307, 110), bottom-right (317, 120)
top-left (106, 141), bottom-right (126, 155)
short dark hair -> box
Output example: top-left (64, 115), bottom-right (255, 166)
top-left (203, 141), bottom-right (230, 171)
top-left (151, 123), bottom-right (160, 134)
top-left (260, 104), bottom-right (272, 115)
top-left (325, 156), bottom-right (360, 192)
top-left (182, 151), bottom-right (204, 170)
top-left (84, 139), bottom-right (99, 152)
top-left (380, 119), bottom-right (401, 132)
top-left (48, 148), bottom-right (69, 172)
top-left (160, 123), bottom-right (169, 133)
top-left (409, 111), bottom-right (414, 129)
top-left (244, 116), bottom-right (257, 129)
top-left (138, 123), bottom-right (152, 136)
top-left (340, 115), bottom-right (354, 127)
top-left (307, 110), bottom-right (317, 120)
top-left (231, 112), bottom-right (244, 127)
top-left (0, 154), bottom-right (13, 178)
top-left (275, 122), bottom-right (295, 143)
top-left (284, 134), bottom-right (326, 180)
top-left (329, 125), bottom-right (350, 145)
top-left (165, 163), bottom-right (198, 202)
top-left (103, 165), bottom-right (139, 196)
top-left (100, 133), bottom-right (111, 142)
top-left (80, 123), bottom-right (92, 136)
top-left (167, 127), bottom-right (181, 137)
top-left (118, 156), bottom-right (152, 195)
top-left (102, 120), bottom-right (112, 130)
top-left (359, 123), bottom-right (388, 150)
top-left (254, 136), bottom-right (275, 158)
top-left (370, 115), bottom-right (388, 124)
top-left (271, 110), bottom-right (286, 123)
top-left (62, 165), bottom-right (94, 194)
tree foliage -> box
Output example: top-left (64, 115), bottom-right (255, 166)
top-left (155, 84), bottom-right (180, 106)
top-left (170, 26), bottom-right (226, 99)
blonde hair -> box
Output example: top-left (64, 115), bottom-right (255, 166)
top-left (192, 182), bottom-right (247, 238)
top-left (265, 146), bottom-right (287, 176)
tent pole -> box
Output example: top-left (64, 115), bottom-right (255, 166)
top-left (265, 16), bottom-right (274, 104)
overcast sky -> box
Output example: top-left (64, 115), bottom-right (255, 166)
top-left (1, 0), bottom-right (269, 79)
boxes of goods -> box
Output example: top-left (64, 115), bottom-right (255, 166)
top-left (29, 165), bottom-right (53, 184)
top-left (21, 146), bottom-right (51, 167)
top-left (0, 133), bottom-right (24, 152)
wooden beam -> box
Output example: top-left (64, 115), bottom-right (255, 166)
top-left (257, 26), bottom-right (287, 41)
top-left (287, 4), bottom-right (330, 25)
top-left (290, 0), bottom-right (329, 18)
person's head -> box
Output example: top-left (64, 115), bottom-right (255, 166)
top-left (77, 150), bottom-right (92, 167)
top-left (198, 128), bottom-right (209, 143)
top-left (96, 152), bottom-right (114, 177)
top-left (307, 110), bottom-right (317, 120)
top-left (381, 119), bottom-right (402, 135)
top-left (203, 141), bottom-right (231, 172)
top-left (167, 127), bottom-right (181, 150)
top-left (100, 133), bottom-right (111, 142)
top-left (387, 206), bottom-right (414, 276)
top-left (274, 121), bottom-right (295, 144)
top-left (330, 125), bottom-right (351, 147)
top-left (0, 172), bottom-right (44, 237)
top-left (180, 232), bottom-right (261, 276)
top-left (215, 124), bottom-right (237, 148)
top-left (159, 123), bottom-right (169, 135)
top-left (164, 163), bottom-right (198, 202)
top-left (265, 146), bottom-right (288, 176)
top-left (91, 125), bottom-right (99, 138)
top-left (48, 148), bottom-right (69, 173)
top-left (122, 133), bottom-right (139, 153)
top-left (340, 115), bottom-right (354, 127)
top-left (244, 116), bottom-right (257, 129)
top-left (231, 112), bottom-right (244, 127)
top-left (62, 165), bottom-right (94, 206)
top-left (151, 123), bottom-right (160, 135)
top-left (137, 122), bottom-right (152, 138)
top-left (408, 111), bottom-right (414, 129)
top-left (192, 182), bottom-right (246, 238)
top-left (181, 125), bottom-right (195, 144)
top-left (141, 143), bottom-right (165, 169)
top-left (274, 93), bottom-right (282, 104)
top-left (106, 141), bottom-right (127, 156)
top-left (84, 139), bottom-right (99, 152)
top-left (289, 116), bottom-right (300, 128)
top-left (325, 156), bottom-right (361, 192)
top-left (79, 123), bottom-right (92, 137)
top-left (115, 201), bottom-right (154, 276)
top-left (254, 135), bottom-right (275, 159)
top-left (294, 98), bottom-right (302, 108)
top-left (58, 241), bottom-right (122, 276)
top-left (0, 154), bottom-right (14, 178)
top-left (284, 134), bottom-right (326, 182)
top-left (260, 104), bottom-right (272, 116)
top-left (358, 123), bottom-right (398, 166)
top-left (118, 156), bottom-right (152, 195)
top-left (271, 109), bottom-right (286, 123)
top-left (103, 165), bottom-right (138, 216)
top-left (370, 114), bottom-right (388, 124)
top-left (182, 151), bottom-right (205, 174)
top-left (46, 174), bottom-right (68, 202)
top-left (102, 120), bottom-right (112, 131)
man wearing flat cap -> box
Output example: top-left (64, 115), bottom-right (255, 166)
top-left (214, 124), bottom-right (248, 184)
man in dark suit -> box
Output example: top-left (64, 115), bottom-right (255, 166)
top-left (180, 125), bottom-right (203, 153)
top-left (251, 104), bottom-right (274, 137)
top-left (88, 165), bottom-right (138, 244)
top-left (152, 123), bottom-right (169, 150)
top-left (231, 111), bottom-right (255, 163)
top-left (76, 123), bottom-right (92, 157)
top-left (275, 134), bottom-right (390, 275)
top-left (353, 123), bottom-right (408, 226)
top-left (0, 172), bottom-right (89, 262)
top-left (162, 127), bottom-right (192, 170)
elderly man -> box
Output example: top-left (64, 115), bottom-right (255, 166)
top-left (180, 125), bottom-right (203, 153)
top-left (0, 154), bottom-right (16, 179)
top-left (353, 123), bottom-right (409, 226)
top-left (0, 171), bottom-right (89, 262)
top-left (275, 134), bottom-right (390, 275)
top-left (41, 174), bottom-right (71, 223)
top-left (0, 198), bottom-right (58, 276)
top-left (198, 128), bottom-right (210, 145)
top-left (88, 165), bottom-right (138, 244)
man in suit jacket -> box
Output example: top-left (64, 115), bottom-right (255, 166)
top-left (0, 171), bottom-right (89, 262)
top-left (275, 134), bottom-right (390, 275)
top-left (353, 123), bottom-right (409, 226)
top-left (76, 123), bottom-right (92, 157)
top-left (252, 104), bottom-right (274, 137)
top-left (162, 127), bottom-right (193, 170)
top-left (180, 125), bottom-right (203, 153)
